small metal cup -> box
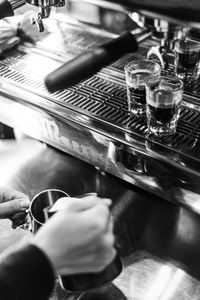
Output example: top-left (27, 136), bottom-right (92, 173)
top-left (29, 188), bottom-right (69, 234)
top-left (22, 189), bottom-right (122, 292)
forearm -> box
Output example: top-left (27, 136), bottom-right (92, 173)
top-left (0, 244), bottom-right (55, 300)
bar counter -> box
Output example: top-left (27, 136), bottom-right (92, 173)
top-left (1, 138), bottom-right (200, 299)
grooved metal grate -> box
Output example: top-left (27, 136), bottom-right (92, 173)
top-left (36, 21), bottom-right (111, 56)
top-left (0, 23), bottom-right (200, 154)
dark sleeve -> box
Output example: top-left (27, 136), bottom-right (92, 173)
top-left (0, 244), bottom-right (55, 300)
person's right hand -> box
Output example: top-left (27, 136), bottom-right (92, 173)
top-left (32, 195), bottom-right (116, 276)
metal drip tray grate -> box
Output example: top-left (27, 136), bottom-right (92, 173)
top-left (0, 56), bottom-right (199, 153)
top-left (0, 21), bottom-right (200, 161)
top-left (36, 21), bottom-right (111, 56)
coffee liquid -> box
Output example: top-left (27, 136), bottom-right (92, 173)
top-left (128, 86), bottom-right (146, 105)
top-left (127, 70), bottom-right (151, 105)
top-left (174, 41), bottom-right (200, 81)
top-left (175, 49), bottom-right (200, 69)
top-left (148, 104), bottom-right (178, 123)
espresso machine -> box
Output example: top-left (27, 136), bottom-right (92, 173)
top-left (2, 1), bottom-right (200, 298)
top-left (1, 0), bottom-right (200, 213)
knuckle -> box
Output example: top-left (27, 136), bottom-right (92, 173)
top-left (95, 264), bottom-right (107, 272)
top-left (98, 204), bottom-right (110, 216)
top-left (107, 233), bottom-right (115, 247)
top-left (97, 248), bottom-right (116, 270)
top-left (98, 235), bottom-right (115, 255)
top-left (9, 200), bottom-right (20, 211)
top-left (109, 248), bottom-right (117, 262)
top-left (93, 206), bottom-right (110, 230)
top-left (101, 233), bottom-right (115, 249)
top-left (68, 200), bottom-right (79, 210)
top-left (93, 220), bottom-right (106, 234)
top-left (105, 247), bottom-right (116, 264)
top-left (62, 198), bottom-right (78, 211)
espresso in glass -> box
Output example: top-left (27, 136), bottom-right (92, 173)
top-left (124, 60), bottom-right (161, 115)
top-left (174, 39), bottom-right (200, 83)
top-left (126, 70), bottom-right (150, 106)
top-left (146, 76), bottom-right (183, 136)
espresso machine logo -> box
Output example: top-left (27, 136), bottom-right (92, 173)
top-left (38, 116), bottom-right (106, 165)
top-left (39, 117), bottom-right (81, 152)
top-left (40, 118), bottom-right (60, 142)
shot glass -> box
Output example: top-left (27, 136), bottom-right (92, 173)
top-left (174, 39), bottom-right (200, 83)
top-left (124, 59), bottom-right (161, 115)
top-left (145, 76), bottom-right (183, 136)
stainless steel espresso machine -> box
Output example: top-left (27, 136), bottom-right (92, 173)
top-left (1, 0), bottom-right (200, 212)
top-left (2, 1), bottom-right (200, 299)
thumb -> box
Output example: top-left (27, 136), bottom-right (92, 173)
top-left (0, 198), bottom-right (30, 217)
top-left (50, 195), bottom-right (111, 213)
top-left (66, 196), bottom-right (112, 213)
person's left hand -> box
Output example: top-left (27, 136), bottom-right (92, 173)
top-left (0, 187), bottom-right (30, 228)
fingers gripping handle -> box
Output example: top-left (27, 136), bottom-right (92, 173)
top-left (45, 31), bottom-right (138, 92)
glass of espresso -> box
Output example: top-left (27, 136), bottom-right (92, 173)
top-left (145, 76), bottom-right (183, 136)
top-left (124, 59), bottom-right (161, 115)
top-left (174, 39), bottom-right (200, 83)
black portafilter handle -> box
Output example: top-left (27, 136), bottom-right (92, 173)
top-left (44, 31), bottom-right (138, 92)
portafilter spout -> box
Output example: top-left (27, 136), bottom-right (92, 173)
top-left (0, 0), bottom-right (26, 20)
top-left (45, 28), bottom-right (152, 92)
top-left (0, 0), bottom-right (65, 32)
top-left (25, 0), bottom-right (65, 32)
top-left (130, 12), bottom-right (190, 69)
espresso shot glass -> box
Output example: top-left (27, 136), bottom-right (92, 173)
top-left (145, 76), bottom-right (183, 137)
top-left (124, 59), bottom-right (161, 115)
top-left (174, 39), bottom-right (200, 83)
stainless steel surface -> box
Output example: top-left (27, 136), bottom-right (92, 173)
top-left (143, 17), bottom-right (190, 69)
top-left (10, 0), bottom-right (26, 9)
top-left (26, 0), bottom-right (65, 16)
top-left (11, 0), bottom-right (65, 32)
top-left (113, 253), bottom-right (200, 300)
top-left (72, 0), bottom-right (200, 29)
top-left (10, 0), bottom-right (200, 31)
top-left (10, 0), bottom-right (200, 30)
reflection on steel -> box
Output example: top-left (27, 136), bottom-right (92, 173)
top-left (10, 0), bottom-right (65, 32)
top-left (10, 0), bottom-right (26, 9)
top-left (113, 253), bottom-right (200, 300)
top-left (73, 0), bottom-right (200, 28)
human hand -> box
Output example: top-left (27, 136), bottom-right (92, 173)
top-left (0, 187), bottom-right (30, 227)
top-left (32, 195), bottom-right (116, 276)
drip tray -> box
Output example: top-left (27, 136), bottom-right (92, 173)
top-left (0, 47), bottom-right (199, 156)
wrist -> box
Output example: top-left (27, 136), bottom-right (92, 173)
top-left (31, 240), bottom-right (57, 276)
